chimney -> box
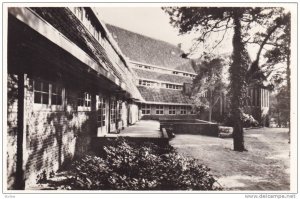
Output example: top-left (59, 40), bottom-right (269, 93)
top-left (177, 43), bottom-right (182, 50)
top-left (183, 83), bottom-right (192, 95)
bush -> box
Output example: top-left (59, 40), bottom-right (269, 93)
top-left (68, 138), bottom-right (221, 190)
top-left (224, 113), bottom-right (258, 128)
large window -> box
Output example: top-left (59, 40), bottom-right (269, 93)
top-left (78, 92), bottom-right (91, 108)
top-left (169, 105), bottom-right (176, 115)
top-left (141, 104), bottom-right (151, 115)
top-left (110, 100), bottom-right (116, 124)
top-left (34, 80), bottom-right (49, 104)
top-left (51, 84), bottom-right (63, 105)
top-left (166, 84), bottom-right (182, 90)
top-left (97, 96), bottom-right (106, 127)
top-left (33, 80), bottom-right (63, 106)
top-left (180, 106), bottom-right (187, 115)
top-left (155, 105), bottom-right (164, 115)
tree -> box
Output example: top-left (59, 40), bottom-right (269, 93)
top-left (191, 53), bottom-right (228, 122)
top-left (269, 86), bottom-right (290, 127)
top-left (163, 7), bottom-right (288, 151)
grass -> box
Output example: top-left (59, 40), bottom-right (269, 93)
top-left (169, 128), bottom-right (290, 191)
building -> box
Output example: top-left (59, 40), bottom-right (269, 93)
top-left (106, 25), bottom-right (199, 120)
top-left (106, 25), bottom-right (272, 124)
top-left (7, 7), bottom-right (143, 189)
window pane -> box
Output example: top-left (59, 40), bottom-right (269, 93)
top-left (34, 92), bottom-right (41, 103)
top-left (34, 81), bottom-right (42, 91)
top-left (42, 83), bottom-right (49, 92)
top-left (57, 96), bottom-right (62, 105)
top-left (42, 93), bottom-right (49, 104)
top-left (51, 95), bottom-right (57, 105)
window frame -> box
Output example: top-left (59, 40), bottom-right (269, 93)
top-left (155, 105), bottom-right (164, 115)
top-left (32, 79), bottom-right (64, 110)
top-left (168, 105), bottom-right (176, 115)
top-left (77, 91), bottom-right (92, 111)
top-left (141, 104), bottom-right (151, 115)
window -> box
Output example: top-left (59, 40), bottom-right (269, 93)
top-left (110, 100), bottom-right (116, 124)
top-left (139, 80), bottom-right (156, 87)
top-left (156, 105), bottom-right (164, 115)
top-left (33, 80), bottom-right (63, 106)
top-left (78, 92), bottom-right (91, 107)
top-left (166, 83), bottom-right (182, 90)
top-left (34, 80), bottom-right (49, 104)
top-left (180, 106), bottom-right (187, 115)
top-left (51, 84), bottom-right (62, 105)
top-left (169, 105), bottom-right (176, 115)
top-left (97, 96), bottom-right (106, 127)
top-left (141, 104), bottom-right (151, 115)
top-left (117, 101), bottom-right (122, 121)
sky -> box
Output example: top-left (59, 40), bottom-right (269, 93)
top-left (96, 7), bottom-right (234, 58)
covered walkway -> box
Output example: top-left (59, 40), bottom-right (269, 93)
top-left (100, 120), bottom-right (166, 138)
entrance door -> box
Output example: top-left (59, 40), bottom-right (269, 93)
top-left (96, 95), bottom-right (108, 136)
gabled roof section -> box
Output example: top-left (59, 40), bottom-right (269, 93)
top-left (137, 86), bottom-right (193, 104)
top-left (106, 24), bottom-right (196, 73)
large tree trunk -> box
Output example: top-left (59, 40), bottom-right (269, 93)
top-left (287, 50), bottom-right (290, 142)
top-left (230, 12), bottom-right (246, 151)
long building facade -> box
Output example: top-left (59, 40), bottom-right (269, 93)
top-left (6, 7), bottom-right (272, 190)
top-left (106, 25), bottom-right (200, 120)
top-left (6, 7), bottom-right (143, 189)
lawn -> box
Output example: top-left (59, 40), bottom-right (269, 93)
top-left (169, 128), bottom-right (290, 191)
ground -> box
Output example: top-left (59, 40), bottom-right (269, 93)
top-left (170, 128), bottom-right (290, 191)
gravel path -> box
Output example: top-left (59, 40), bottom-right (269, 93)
top-left (169, 128), bottom-right (290, 191)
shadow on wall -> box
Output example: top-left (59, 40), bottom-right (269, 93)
top-left (25, 110), bottom-right (96, 186)
top-left (7, 74), bottom-right (19, 189)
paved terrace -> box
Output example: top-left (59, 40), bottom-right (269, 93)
top-left (101, 120), bottom-right (165, 138)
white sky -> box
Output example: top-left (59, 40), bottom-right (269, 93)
top-left (96, 7), bottom-right (234, 58)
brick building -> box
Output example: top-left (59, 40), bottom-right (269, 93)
top-left (106, 25), bottom-right (199, 120)
top-left (106, 25), bottom-right (271, 124)
top-left (7, 7), bottom-right (143, 189)
top-left (6, 6), bottom-right (271, 190)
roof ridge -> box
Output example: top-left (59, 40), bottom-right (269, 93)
top-left (106, 23), bottom-right (184, 53)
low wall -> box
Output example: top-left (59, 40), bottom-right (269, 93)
top-left (159, 119), bottom-right (219, 137)
top-left (141, 114), bottom-right (198, 121)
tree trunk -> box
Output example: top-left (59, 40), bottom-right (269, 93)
top-left (230, 12), bottom-right (246, 151)
top-left (287, 45), bottom-right (291, 143)
top-left (208, 107), bottom-right (212, 122)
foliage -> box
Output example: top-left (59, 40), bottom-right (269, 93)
top-left (269, 86), bottom-right (290, 127)
top-left (191, 53), bottom-right (228, 121)
top-left (163, 6), bottom-right (288, 151)
top-left (224, 113), bottom-right (258, 128)
top-left (67, 138), bottom-right (221, 190)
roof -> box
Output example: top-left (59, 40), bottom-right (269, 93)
top-left (30, 8), bottom-right (143, 101)
top-left (106, 24), bottom-right (196, 73)
top-left (137, 86), bottom-right (193, 104)
top-left (133, 68), bottom-right (193, 84)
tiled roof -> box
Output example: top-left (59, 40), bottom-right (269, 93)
top-left (133, 68), bottom-right (192, 84)
top-left (106, 24), bottom-right (196, 73)
top-left (30, 8), bottom-right (143, 101)
top-left (137, 86), bottom-right (193, 104)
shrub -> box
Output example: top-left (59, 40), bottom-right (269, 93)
top-left (68, 138), bottom-right (221, 190)
top-left (224, 113), bottom-right (258, 128)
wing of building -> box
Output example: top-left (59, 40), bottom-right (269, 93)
top-left (7, 7), bottom-right (143, 189)
top-left (106, 24), bottom-right (198, 120)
